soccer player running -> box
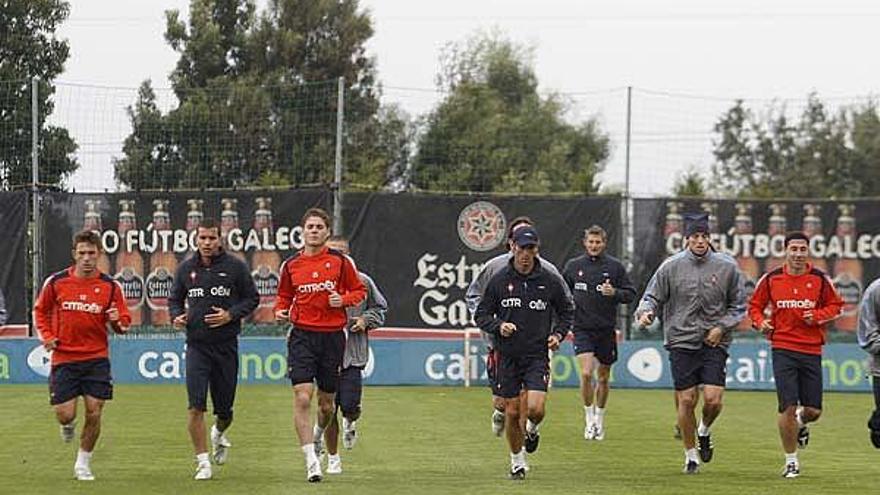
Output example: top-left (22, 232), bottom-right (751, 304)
top-left (33, 230), bottom-right (131, 481)
top-left (475, 226), bottom-right (574, 480)
top-left (562, 225), bottom-right (635, 440)
top-left (321, 235), bottom-right (388, 475)
top-left (169, 219), bottom-right (259, 480)
top-left (635, 213), bottom-right (745, 474)
top-left (466, 216), bottom-right (572, 441)
top-left (274, 208), bottom-right (366, 482)
top-left (858, 276), bottom-right (880, 450)
top-left (749, 231), bottom-right (843, 478)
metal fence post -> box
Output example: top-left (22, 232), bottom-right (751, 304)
top-left (333, 76), bottom-right (345, 235)
top-left (31, 76), bottom-right (41, 311)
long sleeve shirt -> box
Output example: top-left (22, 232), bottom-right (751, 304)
top-left (33, 267), bottom-right (131, 365)
top-left (274, 247), bottom-right (366, 332)
top-left (169, 250), bottom-right (260, 344)
top-left (749, 264), bottom-right (843, 356)
top-left (562, 252), bottom-right (636, 332)
top-left (342, 272), bottom-right (388, 369)
top-left (635, 249), bottom-right (746, 350)
top-left (474, 259), bottom-right (574, 358)
top-left (858, 278), bottom-right (880, 377)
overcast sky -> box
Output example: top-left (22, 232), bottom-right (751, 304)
top-left (54, 0), bottom-right (880, 194)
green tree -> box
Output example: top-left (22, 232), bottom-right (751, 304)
top-left (116, 0), bottom-right (398, 190)
top-left (0, 0), bottom-right (77, 190)
top-left (411, 32), bottom-right (609, 193)
top-left (672, 167), bottom-right (707, 197)
top-left (711, 95), bottom-right (864, 198)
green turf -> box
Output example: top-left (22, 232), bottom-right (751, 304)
top-left (0, 385), bottom-right (876, 494)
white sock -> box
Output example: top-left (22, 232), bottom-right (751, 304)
top-left (302, 443), bottom-right (318, 465)
top-left (526, 419), bottom-right (539, 434)
top-left (585, 405), bottom-right (594, 423)
top-left (195, 452), bottom-right (210, 465)
top-left (328, 453), bottom-right (340, 463)
top-left (76, 449), bottom-right (92, 468)
top-left (510, 449), bottom-right (526, 467)
top-left (795, 407), bottom-right (805, 427)
top-left (519, 446), bottom-right (526, 455)
top-left (596, 407), bottom-right (606, 425)
top-left (697, 419), bottom-right (710, 436)
top-left (785, 452), bottom-right (798, 465)
top-left (685, 448), bottom-right (699, 463)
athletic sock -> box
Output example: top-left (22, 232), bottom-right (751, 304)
top-left (596, 407), bottom-right (606, 426)
top-left (526, 419), bottom-right (539, 434)
top-left (585, 405), bottom-right (594, 424)
top-left (697, 419), bottom-right (710, 436)
top-left (76, 449), bottom-right (93, 468)
top-left (302, 443), bottom-right (319, 465)
top-left (685, 448), bottom-right (699, 463)
top-left (785, 452), bottom-right (798, 465)
top-left (195, 452), bottom-right (210, 465)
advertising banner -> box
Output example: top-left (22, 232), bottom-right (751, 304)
top-left (0, 338), bottom-right (870, 392)
top-left (632, 198), bottom-right (880, 335)
top-left (0, 192), bottom-right (28, 326)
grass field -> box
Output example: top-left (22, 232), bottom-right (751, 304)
top-left (1, 385), bottom-right (876, 494)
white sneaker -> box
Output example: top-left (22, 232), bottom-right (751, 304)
top-left (326, 455), bottom-right (342, 474)
top-left (594, 423), bottom-right (605, 441)
top-left (61, 422), bottom-right (76, 443)
top-left (74, 465), bottom-right (94, 481)
top-left (584, 422), bottom-right (596, 440)
top-left (306, 459), bottom-right (323, 482)
top-left (492, 409), bottom-right (506, 437)
top-left (313, 425), bottom-right (324, 456)
top-left (342, 418), bottom-right (357, 450)
top-left (211, 425), bottom-right (231, 465)
top-left (194, 461), bottom-right (213, 480)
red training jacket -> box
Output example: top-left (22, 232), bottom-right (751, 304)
top-left (748, 263), bottom-right (843, 355)
top-left (275, 247), bottom-right (366, 332)
top-left (33, 267), bottom-right (132, 365)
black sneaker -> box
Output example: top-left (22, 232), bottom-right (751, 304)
top-left (683, 460), bottom-right (700, 474)
top-left (508, 466), bottom-right (526, 480)
top-left (524, 431), bottom-right (540, 453)
top-left (797, 425), bottom-right (810, 449)
top-left (697, 433), bottom-right (714, 463)
top-left (781, 462), bottom-right (800, 478)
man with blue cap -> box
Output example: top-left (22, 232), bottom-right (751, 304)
top-left (635, 212), bottom-right (746, 474)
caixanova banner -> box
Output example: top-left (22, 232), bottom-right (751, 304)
top-left (41, 190), bottom-right (331, 329)
top-left (0, 337), bottom-right (871, 392)
top-left (632, 198), bottom-right (880, 335)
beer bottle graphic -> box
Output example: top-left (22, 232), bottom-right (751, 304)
top-left (251, 197), bottom-right (282, 323)
top-left (113, 199), bottom-right (145, 326)
top-left (734, 203), bottom-right (761, 331)
top-left (801, 204), bottom-right (828, 271)
top-left (765, 203), bottom-right (787, 272)
top-left (145, 199), bottom-right (176, 326)
top-left (221, 198), bottom-right (246, 261)
top-left (664, 201), bottom-right (684, 254)
top-left (831, 204), bottom-right (862, 332)
top-left (83, 199), bottom-right (111, 273)
top-left (700, 201), bottom-right (719, 250)
top-left (186, 199), bottom-right (204, 232)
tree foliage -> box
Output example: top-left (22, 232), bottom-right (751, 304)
top-left (710, 94), bottom-right (880, 198)
top-left (0, 0), bottom-right (77, 190)
top-left (410, 32), bottom-right (610, 194)
top-left (116, 0), bottom-right (405, 190)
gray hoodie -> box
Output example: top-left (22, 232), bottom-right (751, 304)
top-left (635, 249), bottom-right (746, 350)
top-left (343, 272), bottom-right (387, 369)
top-left (857, 278), bottom-right (880, 377)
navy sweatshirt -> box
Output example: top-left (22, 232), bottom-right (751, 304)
top-left (474, 259), bottom-right (574, 358)
top-left (562, 253), bottom-right (636, 333)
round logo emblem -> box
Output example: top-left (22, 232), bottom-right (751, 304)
top-left (457, 201), bottom-right (506, 252)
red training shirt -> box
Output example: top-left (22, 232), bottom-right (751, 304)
top-left (748, 263), bottom-right (843, 355)
top-left (275, 247), bottom-right (366, 332)
top-left (33, 267), bottom-right (132, 365)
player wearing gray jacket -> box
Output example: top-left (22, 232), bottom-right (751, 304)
top-left (320, 237), bottom-right (388, 475)
top-left (635, 212), bottom-right (745, 474)
top-left (857, 277), bottom-right (880, 448)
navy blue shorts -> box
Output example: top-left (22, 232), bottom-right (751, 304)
top-left (573, 330), bottom-right (618, 365)
top-left (287, 327), bottom-right (345, 393)
top-left (486, 346), bottom-right (500, 394)
top-left (186, 339), bottom-right (239, 419)
top-left (49, 358), bottom-right (113, 405)
top-left (335, 365), bottom-right (364, 416)
top-left (772, 348), bottom-right (822, 413)
top-left (668, 346), bottom-right (728, 391)
top-left (495, 354), bottom-right (550, 399)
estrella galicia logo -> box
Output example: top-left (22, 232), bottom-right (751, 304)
top-left (27, 345), bottom-right (52, 377)
top-left (626, 347), bottom-right (663, 383)
top-left (457, 201), bottom-right (506, 252)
